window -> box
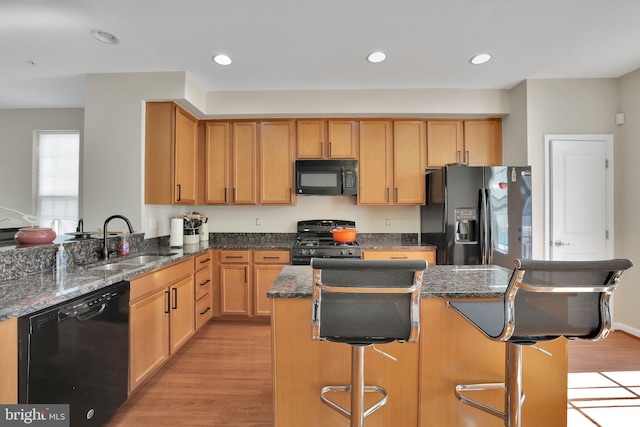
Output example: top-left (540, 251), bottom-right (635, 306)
top-left (35, 131), bottom-right (80, 235)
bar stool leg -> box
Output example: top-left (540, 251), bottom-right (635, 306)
top-left (506, 343), bottom-right (523, 427)
top-left (351, 345), bottom-right (365, 427)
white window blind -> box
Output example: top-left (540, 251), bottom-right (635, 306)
top-left (36, 131), bottom-right (80, 234)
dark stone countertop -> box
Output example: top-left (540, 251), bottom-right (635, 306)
top-left (267, 264), bottom-right (512, 299)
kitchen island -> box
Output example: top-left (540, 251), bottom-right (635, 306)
top-left (268, 265), bottom-right (567, 427)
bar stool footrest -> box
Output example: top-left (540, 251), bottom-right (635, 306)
top-left (455, 382), bottom-right (525, 421)
top-left (320, 384), bottom-right (388, 420)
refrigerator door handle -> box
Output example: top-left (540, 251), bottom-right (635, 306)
top-left (485, 188), bottom-right (493, 265)
top-left (479, 188), bottom-right (491, 265)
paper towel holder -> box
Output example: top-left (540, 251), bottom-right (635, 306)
top-left (170, 216), bottom-right (184, 248)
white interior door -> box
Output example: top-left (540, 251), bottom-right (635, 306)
top-left (546, 135), bottom-right (613, 260)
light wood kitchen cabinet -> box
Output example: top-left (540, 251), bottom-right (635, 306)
top-left (232, 122), bottom-right (258, 204)
top-left (219, 249), bottom-right (290, 318)
top-left (205, 122), bottom-right (231, 204)
top-left (145, 102), bottom-right (199, 205)
top-left (220, 250), bottom-right (252, 316)
top-left (358, 120), bottom-right (425, 205)
top-left (463, 119), bottom-right (502, 166)
top-left (253, 250), bottom-right (290, 316)
top-left (363, 248), bottom-right (436, 266)
top-left (426, 119), bottom-right (502, 167)
top-left (194, 251), bottom-right (213, 330)
top-left (296, 120), bottom-right (358, 159)
top-left (129, 259), bottom-right (195, 392)
top-left (259, 121), bottom-right (295, 205)
top-left (0, 317), bottom-right (17, 404)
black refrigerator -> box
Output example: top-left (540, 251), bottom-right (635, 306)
top-left (420, 165), bottom-right (532, 268)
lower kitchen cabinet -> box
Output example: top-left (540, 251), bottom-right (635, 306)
top-left (0, 317), bottom-right (17, 403)
top-left (253, 250), bottom-right (290, 316)
top-left (194, 251), bottom-right (213, 329)
top-left (220, 250), bottom-right (252, 316)
top-left (220, 249), bottom-right (290, 318)
top-left (129, 259), bottom-right (195, 392)
top-left (362, 248), bottom-right (436, 266)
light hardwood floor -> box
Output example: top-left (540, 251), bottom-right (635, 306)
top-left (104, 321), bottom-right (640, 427)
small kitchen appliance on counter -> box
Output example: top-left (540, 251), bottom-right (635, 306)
top-left (291, 219), bottom-right (362, 265)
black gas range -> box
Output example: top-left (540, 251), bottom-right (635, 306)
top-left (291, 219), bottom-right (362, 265)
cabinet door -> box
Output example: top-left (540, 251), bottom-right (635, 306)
top-left (205, 122), bottom-right (231, 204)
top-left (130, 289), bottom-right (170, 391)
top-left (221, 264), bottom-right (251, 315)
top-left (169, 276), bottom-right (195, 354)
top-left (297, 120), bottom-right (325, 159)
top-left (426, 120), bottom-right (463, 167)
top-left (260, 121), bottom-right (295, 205)
top-left (328, 121), bottom-right (358, 158)
top-left (232, 122), bottom-right (257, 204)
top-left (358, 120), bottom-right (393, 205)
top-left (393, 121), bottom-right (426, 205)
top-left (253, 265), bottom-right (283, 316)
top-left (174, 107), bottom-right (198, 204)
top-left (463, 120), bottom-right (502, 166)
top-left (0, 317), bottom-right (17, 403)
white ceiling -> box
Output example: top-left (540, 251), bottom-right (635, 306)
top-left (3, 0), bottom-right (640, 109)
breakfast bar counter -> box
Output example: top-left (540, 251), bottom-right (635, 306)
top-left (268, 265), bottom-right (567, 427)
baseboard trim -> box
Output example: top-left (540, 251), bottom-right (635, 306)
top-left (612, 322), bottom-right (640, 339)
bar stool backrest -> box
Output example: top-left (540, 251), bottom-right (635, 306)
top-left (503, 259), bottom-right (633, 344)
top-left (311, 258), bottom-right (426, 345)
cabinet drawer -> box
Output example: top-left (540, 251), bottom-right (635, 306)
top-left (195, 295), bottom-right (213, 330)
top-left (220, 250), bottom-right (250, 263)
top-left (130, 259), bottom-right (193, 302)
top-left (195, 267), bottom-right (212, 301)
top-left (195, 251), bottom-right (213, 270)
top-left (253, 250), bottom-right (290, 264)
top-left (362, 249), bottom-right (435, 265)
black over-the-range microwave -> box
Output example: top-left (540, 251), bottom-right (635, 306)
top-left (295, 159), bottom-right (358, 195)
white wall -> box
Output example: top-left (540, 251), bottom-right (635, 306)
top-left (523, 79), bottom-right (619, 259)
top-left (615, 69), bottom-right (640, 334)
top-left (83, 72), bottom-right (198, 233)
top-left (0, 109), bottom-right (83, 220)
top-left (203, 88), bottom-right (510, 118)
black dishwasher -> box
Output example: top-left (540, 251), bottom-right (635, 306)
top-left (18, 280), bottom-right (130, 427)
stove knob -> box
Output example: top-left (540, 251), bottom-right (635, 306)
top-left (309, 249), bottom-right (316, 256)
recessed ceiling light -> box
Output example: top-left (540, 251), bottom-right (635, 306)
top-left (367, 51), bottom-right (386, 63)
top-left (470, 53), bottom-right (492, 65)
top-left (212, 54), bottom-right (232, 66)
top-left (91, 29), bottom-right (119, 45)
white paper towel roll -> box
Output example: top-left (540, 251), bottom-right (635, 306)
top-left (199, 223), bottom-right (209, 241)
top-left (170, 218), bottom-right (184, 247)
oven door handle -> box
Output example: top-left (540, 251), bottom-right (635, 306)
top-left (59, 304), bottom-right (107, 322)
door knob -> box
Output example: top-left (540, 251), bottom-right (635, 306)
top-left (554, 240), bottom-right (570, 247)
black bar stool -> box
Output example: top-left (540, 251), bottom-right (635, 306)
top-left (311, 258), bottom-right (427, 427)
top-left (448, 258), bottom-right (633, 427)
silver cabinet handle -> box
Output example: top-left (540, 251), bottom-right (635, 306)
top-left (554, 240), bottom-right (571, 246)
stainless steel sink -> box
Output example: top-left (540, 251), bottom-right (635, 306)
top-left (126, 255), bottom-right (165, 264)
top-left (90, 263), bottom-right (141, 271)
top-left (125, 253), bottom-right (178, 264)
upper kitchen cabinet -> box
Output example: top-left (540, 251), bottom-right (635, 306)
top-left (205, 121), bottom-right (257, 205)
top-left (259, 121), bottom-right (296, 205)
top-left (296, 120), bottom-right (358, 159)
top-left (232, 122), bottom-right (258, 204)
top-left (426, 119), bottom-right (502, 167)
top-left (463, 119), bottom-right (502, 166)
top-left (205, 122), bottom-right (230, 204)
top-left (206, 121), bottom-right (294, 205)
top-left (145, 102), bottom-right (199, 205)
top-left (358, 120), bottom-right (425, 205)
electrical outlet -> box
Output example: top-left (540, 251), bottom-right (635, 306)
top-left (255, 218), bottom-right (261, 226)
top-left (385, 218), bottom-right (391, 227)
